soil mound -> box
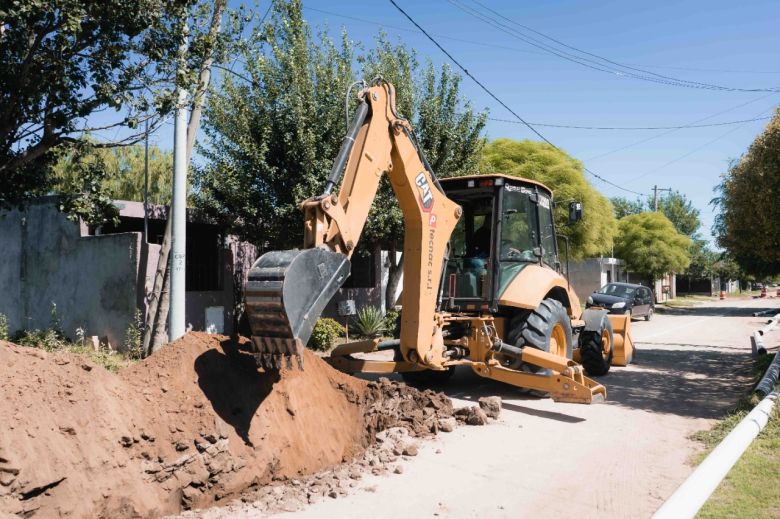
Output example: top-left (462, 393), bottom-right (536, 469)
top-left (0, 334), bottom-right (377, 517)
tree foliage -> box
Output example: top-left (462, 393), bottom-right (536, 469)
top-left (193, 0), bottom-right (487, 251)
top-left (615, 212), bottom-right (691, 280)
top-left (480, 139), bottom-right (617, 260)
top-left (51, 145), bottom-right (173, 205)
top-left (0, 0), bottom-right (247, 207)
top-left (714, 109), bottom-right (780, 277)
top-left (610, 196), bottom-right (644, 219)
top-left (657, 191), bottom-right (700, 237)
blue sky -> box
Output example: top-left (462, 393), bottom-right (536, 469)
top-left (143, 0), bottom-right (780, 244)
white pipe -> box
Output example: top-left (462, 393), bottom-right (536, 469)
top-left (169, 26), bottom-right (189, 342)
top-left (652, 391), bottom-right (778, 519)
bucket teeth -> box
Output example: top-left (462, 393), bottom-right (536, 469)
top-left (251, 337), bottom-right (305, 371)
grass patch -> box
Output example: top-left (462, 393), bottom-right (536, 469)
top-left (12, 328), bottom-right (136, 373)
top-left (692, 353), bottom-right (780, 518)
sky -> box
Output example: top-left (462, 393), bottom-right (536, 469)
top-left (130, 0), bottom-right (780, 245)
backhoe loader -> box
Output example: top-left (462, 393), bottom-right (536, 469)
top-left (244, 80), bottom-right (633, 404)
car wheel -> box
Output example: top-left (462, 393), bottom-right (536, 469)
top-left (644, 307), bottom-right (654, 321)
top-left (580, 317), bottom-right (614, 377)
top-left (624, 308), bottom-right (632, 320)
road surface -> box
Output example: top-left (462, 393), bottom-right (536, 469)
top-left (277, 296), bottom-right (780, 519)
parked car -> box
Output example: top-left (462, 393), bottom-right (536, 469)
top-left (586, 282), bottom-right (654, 321)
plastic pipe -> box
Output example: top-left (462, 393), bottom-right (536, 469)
top-left (755, 350), bottom-right (780, 397)
top-left (652, 391), bottom-right (778, 519)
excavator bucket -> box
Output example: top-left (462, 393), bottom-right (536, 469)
top-left (245, 248), bottom-right (350, 370)
top-left (607, 314), bottom-right (634, 366)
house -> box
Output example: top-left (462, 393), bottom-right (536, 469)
top-left (0, 197), bottom-right (256, 349)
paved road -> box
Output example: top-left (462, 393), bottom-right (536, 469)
top-left (271, 296), bottom-right (780, 519)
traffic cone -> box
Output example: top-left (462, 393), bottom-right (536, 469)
top-left (719, 290), bottom-right (726, 300)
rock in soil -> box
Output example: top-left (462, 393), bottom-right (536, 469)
top-left (478, 396), bottom-right (502, 419)
top-left (454, 406), bottom-right (489, 426)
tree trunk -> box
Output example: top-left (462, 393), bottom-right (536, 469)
top-left (144, 1), bottom-right (226, 353)
top-left (152, 266), bottom-right (171, 351)
top-left (143, 217), bottom-right (171, 355)
top-left (385, 249), bottom-right (404, 311)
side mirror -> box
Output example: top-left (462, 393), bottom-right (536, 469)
top-left (568, 201), bottom-right (583, 223)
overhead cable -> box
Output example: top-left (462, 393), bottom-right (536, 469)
top-left (388, 0), bottom-right (647, 197)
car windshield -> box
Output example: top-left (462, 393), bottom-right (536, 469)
top-left (597, 284), bottom-right (636, 298)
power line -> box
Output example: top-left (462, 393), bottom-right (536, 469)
top-left (451, 0), bottom-right (780, 93)
top-left (585, 91), bottom-right (777, 161)
top-left (304, 6), bottom-right (543, 56)
top-left (307, 6), bottom-right (780, 78)
top-left (625, 103), bottom-right (778, 184)
top-left (488, 115), bottom-right (772, 131)
top-left (388, 0), bottom-right (647, 197)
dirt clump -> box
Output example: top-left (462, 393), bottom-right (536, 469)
top-left (0, 333), bottom-right (472, 518)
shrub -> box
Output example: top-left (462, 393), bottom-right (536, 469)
top-left (383, 308), bottom-right (400, 336)
top-left (0, 313), bottom-right (8, 341)
top-left (308, 318), bottom-right (345, 352)
top-left (13, 328), bottom-right (68, 352)
top-left (124, 309), bottom-right (145, 360)
top-left (353, 306), bottom-right (386, 338)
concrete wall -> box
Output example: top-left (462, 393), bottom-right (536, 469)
top-left (0, 199), bottom-right (139, 348)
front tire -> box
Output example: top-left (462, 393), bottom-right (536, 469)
top-left (506, 298), bottom-right (573, 374)
top-left (580, 317), bottom-right (614, 376)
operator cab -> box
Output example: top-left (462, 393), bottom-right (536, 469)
top-left (439, 174), bottom-right (560, 312)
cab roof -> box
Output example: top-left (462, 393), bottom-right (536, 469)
top-left (439, 173), bottom-right (553, 197)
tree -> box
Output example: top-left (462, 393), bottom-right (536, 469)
top-left (51, 145), bottom-right (173, 205)
top-left (657, 191), bottom-right (700, 237)
top-left (610, 196), bottom-right (644, 219)
top-left (194, 2), bottom-right (487, 309)
top-left (480, 139), bottom-right (617, 259)
top-left (615, 212), bottom-right (691, 282)
top-left (0, 0), bottom-right (246, 208)
top-left (714, 109), bottom-right (780, 277)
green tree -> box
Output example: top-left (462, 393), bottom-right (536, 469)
top-left (714, 110), bottom-right (780, 277)
top-left (480, 139), bottom-right (617, 259)
top-left (194, 1), bottom-right (487, 308)
top-left (615, 212), bottom-right (691, 282)
top-left (51, 145), bottom-right (173, 205)
top-left (610, 196), bottom-right (645, 219)
top-left (0, 0), bottom-right (246, 208)
top-left (657, 191), bottom-right (700, 237)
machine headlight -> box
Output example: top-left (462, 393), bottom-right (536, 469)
top-left (611, 301), bottom-right (626, 309)
top-left (586, 296), bottom-right (593, 305)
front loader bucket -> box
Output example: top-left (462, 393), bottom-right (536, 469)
top-left (608, 314), bottom-right (634, 366)
top-left (245, 248), bottom-right (350, 370)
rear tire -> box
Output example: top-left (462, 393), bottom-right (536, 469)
top-left (506, 298), bottom-right (573, 374)
top-left (644, 307), bottom-right (654, 321)
top-left (580, 317), bottom-right (614, 376)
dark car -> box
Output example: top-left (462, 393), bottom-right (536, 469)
top-left (586, 282), bottom-right (654, 321)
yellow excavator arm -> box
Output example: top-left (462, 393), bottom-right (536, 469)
top-left (245, 81), bottom-right (460, 370)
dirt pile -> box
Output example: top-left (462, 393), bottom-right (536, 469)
top-left (0, 333), bottom-right (470, 518)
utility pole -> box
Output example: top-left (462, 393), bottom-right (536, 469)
top-left (653, 185), bottom-right (672, 211)
top-left (169, 24), bottom-right (189, 342)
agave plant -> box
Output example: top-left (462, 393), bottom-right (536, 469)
top-left (353, 306), bottom-right (386, 338)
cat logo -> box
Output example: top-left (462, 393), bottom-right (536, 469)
top-left (414, 172), bottom-right (433, 212)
